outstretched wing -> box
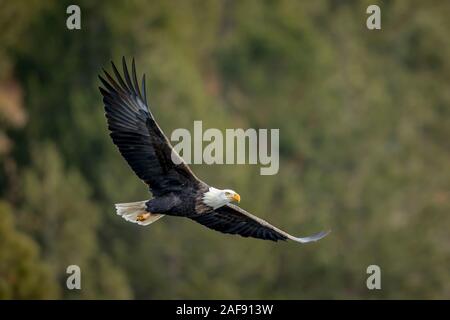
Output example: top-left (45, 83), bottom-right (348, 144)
top-left (99, 57), bottom-right (201, 196)
top-left (191, 204), bottom-right (330, 243)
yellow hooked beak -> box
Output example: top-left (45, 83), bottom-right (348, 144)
top-left (232, 193), bottom-right (241, 203)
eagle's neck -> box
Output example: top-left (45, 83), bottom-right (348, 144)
top-left (202, 187), bottom-right (226, 209)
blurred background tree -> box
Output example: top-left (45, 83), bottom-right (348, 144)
top-left (0, 0), bottom-right (449, 299)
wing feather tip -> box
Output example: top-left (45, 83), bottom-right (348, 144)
top-left (290, 230), bottom-right (331, 244)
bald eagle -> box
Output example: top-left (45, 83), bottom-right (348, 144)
top-left (98, 57), bottom-right (330, 244)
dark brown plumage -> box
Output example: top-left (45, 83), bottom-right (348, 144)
top-left (99, 57), bottom-right (330, 243)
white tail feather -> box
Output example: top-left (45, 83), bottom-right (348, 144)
top-left (115, 201), bottom-right (165, 226)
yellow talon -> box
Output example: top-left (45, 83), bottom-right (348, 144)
top-left (136, 212), bottom-right (150, 221)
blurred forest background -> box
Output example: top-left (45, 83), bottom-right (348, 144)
top-left (1, 0), bottom-right (449, 299)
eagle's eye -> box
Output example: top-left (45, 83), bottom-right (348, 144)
top-left (225, 191), bottom-right (230, 196)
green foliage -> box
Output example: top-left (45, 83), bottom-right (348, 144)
top-left (0, 201), bottom-right (58, 299)
top-left (0, 0), bottom-right (449, 299)
top-left (20, 143), bottom-right (131, 299)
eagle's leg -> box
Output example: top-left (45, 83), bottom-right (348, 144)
top-left (136, 212), bottom-right (150, 221)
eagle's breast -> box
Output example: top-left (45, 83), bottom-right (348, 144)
top-left (194, 184), bottom-right (214, 214)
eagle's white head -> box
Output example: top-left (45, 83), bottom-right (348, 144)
top-left (203, 187), bottom-right (241, 209)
